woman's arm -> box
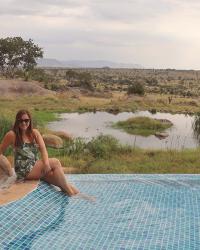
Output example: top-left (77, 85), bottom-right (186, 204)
top-left (33, 129), bottom-right (51, 174)
top-left (0, 130), bottom-right (15, 176)
top-left (0, 130), bottom-right (15, 155)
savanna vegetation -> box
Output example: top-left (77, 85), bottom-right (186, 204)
top-left (1, 37), bottom-right (200, 173)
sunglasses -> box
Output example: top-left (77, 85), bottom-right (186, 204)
top-left (18, 119), bottom-right (30, 124)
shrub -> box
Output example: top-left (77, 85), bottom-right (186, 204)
top-left (63, 138), bottom-right (87, 158)
top-left (87, 134), bottom-right (119, 159)
top-left (78, 72), bottom-right (94, 91)
top-left (28, 68), bottom-right (54, 84)
top-left (127, 82), bottom-right (145, 96)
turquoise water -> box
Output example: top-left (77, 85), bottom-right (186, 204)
top-left (0, 174), bottom-right (200, 249)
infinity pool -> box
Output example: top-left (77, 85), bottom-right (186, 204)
top-left (0, 174), bottom-right (200, 249)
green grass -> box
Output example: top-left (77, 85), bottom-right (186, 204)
top-left (0, 91), bottom-right (200, 174)
top-left (112, 116), bottom-right (172, 136)
top-left (1, 92), bottom-right (200, 117)
top-left (32, 111), bottom-right (58, 128)
top-left (44, 135), bottom-right (200, 174)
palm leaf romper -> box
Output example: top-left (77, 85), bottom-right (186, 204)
top-left (14, 141), bottom-right (39, 180)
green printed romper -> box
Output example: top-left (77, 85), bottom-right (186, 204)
top-left (14, 142), bottom-right (39, 180)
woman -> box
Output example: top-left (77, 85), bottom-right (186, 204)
top-left (0, 110), bottom-right (79, 196)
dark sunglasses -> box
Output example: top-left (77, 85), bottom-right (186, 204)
top-left (18, 119), bottom-right (30, 124)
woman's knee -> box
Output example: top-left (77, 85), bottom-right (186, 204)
top-left (49, 158), bottom-right (62, 169)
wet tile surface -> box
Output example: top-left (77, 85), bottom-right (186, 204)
top-left (1, 174), bottom-right (200, 249)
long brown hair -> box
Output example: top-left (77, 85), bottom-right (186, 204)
top-left (13, 110), bottom-right (34, 147)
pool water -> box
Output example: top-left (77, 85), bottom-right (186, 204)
top-left (0, 174), bottom-right (200, 249)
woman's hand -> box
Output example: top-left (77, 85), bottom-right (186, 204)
top-left (41, 164), bottom-right (52, 177)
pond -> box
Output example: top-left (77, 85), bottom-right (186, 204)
top-left (47, 111), bottom-right (200, 149)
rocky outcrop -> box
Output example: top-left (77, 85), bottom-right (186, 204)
top-left (0, 80), bottom-right (54, 96)
top-left (42, 134), bottom-right (63, 149)
top-left (50, 131), bottom-right (72, 141)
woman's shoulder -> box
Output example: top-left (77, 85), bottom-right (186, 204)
top-left (4, 130), bottom-right (16, 143)
top-left (6, 130), bottom-right (16, 138)
top-left (32, 129), bottom-right (41, 138)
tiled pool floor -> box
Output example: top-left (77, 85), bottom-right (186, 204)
top-left (0, 174), bottom-right (200, 249)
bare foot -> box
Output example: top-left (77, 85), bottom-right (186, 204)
top-left (73, 193), bottom-right (96, 203)
top-left (61, 186), bottom-right (78, 197)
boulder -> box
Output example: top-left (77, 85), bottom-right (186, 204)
top-left (50, 131), bottom-right (72, 141)
top-left (155, 132), bottom-right (169, 140)
top-left (42, 134), bottom-right (63, 149)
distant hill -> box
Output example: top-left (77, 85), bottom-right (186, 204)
top-left (36, 58), bottom-right (64, 68)
top-left (37, 58), bottom-right (142, 69)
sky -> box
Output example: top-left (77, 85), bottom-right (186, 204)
top-left (0, 0), bottom-right (200, 69)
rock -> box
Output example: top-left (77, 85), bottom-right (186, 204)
top-left (0, 79), bottom-right (54, 96)
top-left (42, 134), bottom-right (63, 149)
top-left (106, 107), bottom-right (120, 115)
top-left (50, 131), bottom-right (72, 141)
top-left (155, 132), bottom-right (169, 139)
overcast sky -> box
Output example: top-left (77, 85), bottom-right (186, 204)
top-left (1, 0), bottom-right (200, 69)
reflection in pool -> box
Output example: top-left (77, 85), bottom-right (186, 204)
top-left (48, 111), bottom-right (200, 149)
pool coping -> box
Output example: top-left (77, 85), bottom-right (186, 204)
top-left (0, 180), bottom-right (39, 207)
top-left (1, 173), bottom-right (200, 207)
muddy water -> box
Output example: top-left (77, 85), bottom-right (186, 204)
top-left (47, 111), bottom-right (199, 149)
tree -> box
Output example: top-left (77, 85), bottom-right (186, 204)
top-left (78, 72), bottom-right (94, 91)
top-left (127, 81), bottom-right (145, 96)
top-left (22, 39), bottom-right (43, 71)
top-left (65, 69), bottom-right (78, 81)
top-left (0, 37), bottom-right (43, 78)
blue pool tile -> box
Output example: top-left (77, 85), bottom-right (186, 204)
top-left (1, 174), bottom-right (200, 249)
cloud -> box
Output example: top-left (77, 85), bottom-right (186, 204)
top-left (0, 0), bottom-right (84, 16)
top-left (0, 0), bottom-right (200, 68)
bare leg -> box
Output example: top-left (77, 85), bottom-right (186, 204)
top-left (43, 158), bottom-right (79, 196)
top-left (26, 158), bottom-right (79, 196)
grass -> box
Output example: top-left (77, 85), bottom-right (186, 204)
top-left (0, 90), bottom-right (200, 174)
top-left (45, 135), bottom-right (200, 174)
top-left (0, 92), bottom-right (200, 117)
top-left (32, 111), bottom-right (58, 128)
top-left (112, 116), bottom-right (172, 136)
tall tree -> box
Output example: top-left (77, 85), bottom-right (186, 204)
top-left (0, 37), bottom-right (43, 78)
top-left (22, 39), bottom-right (43, 72)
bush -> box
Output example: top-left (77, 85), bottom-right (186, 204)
top-left (65, 69), bottom-right (78, 80)
top-left (28, 68), bottom-right (54, 84)
top-left (78, 72), bottom-right (94, 91)
top-left (87, 135), bottom-right (119, 159)
top-left (63, 138), bottom-right (87, 158)
top-left (127, 82), bottom-right (145, 95)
